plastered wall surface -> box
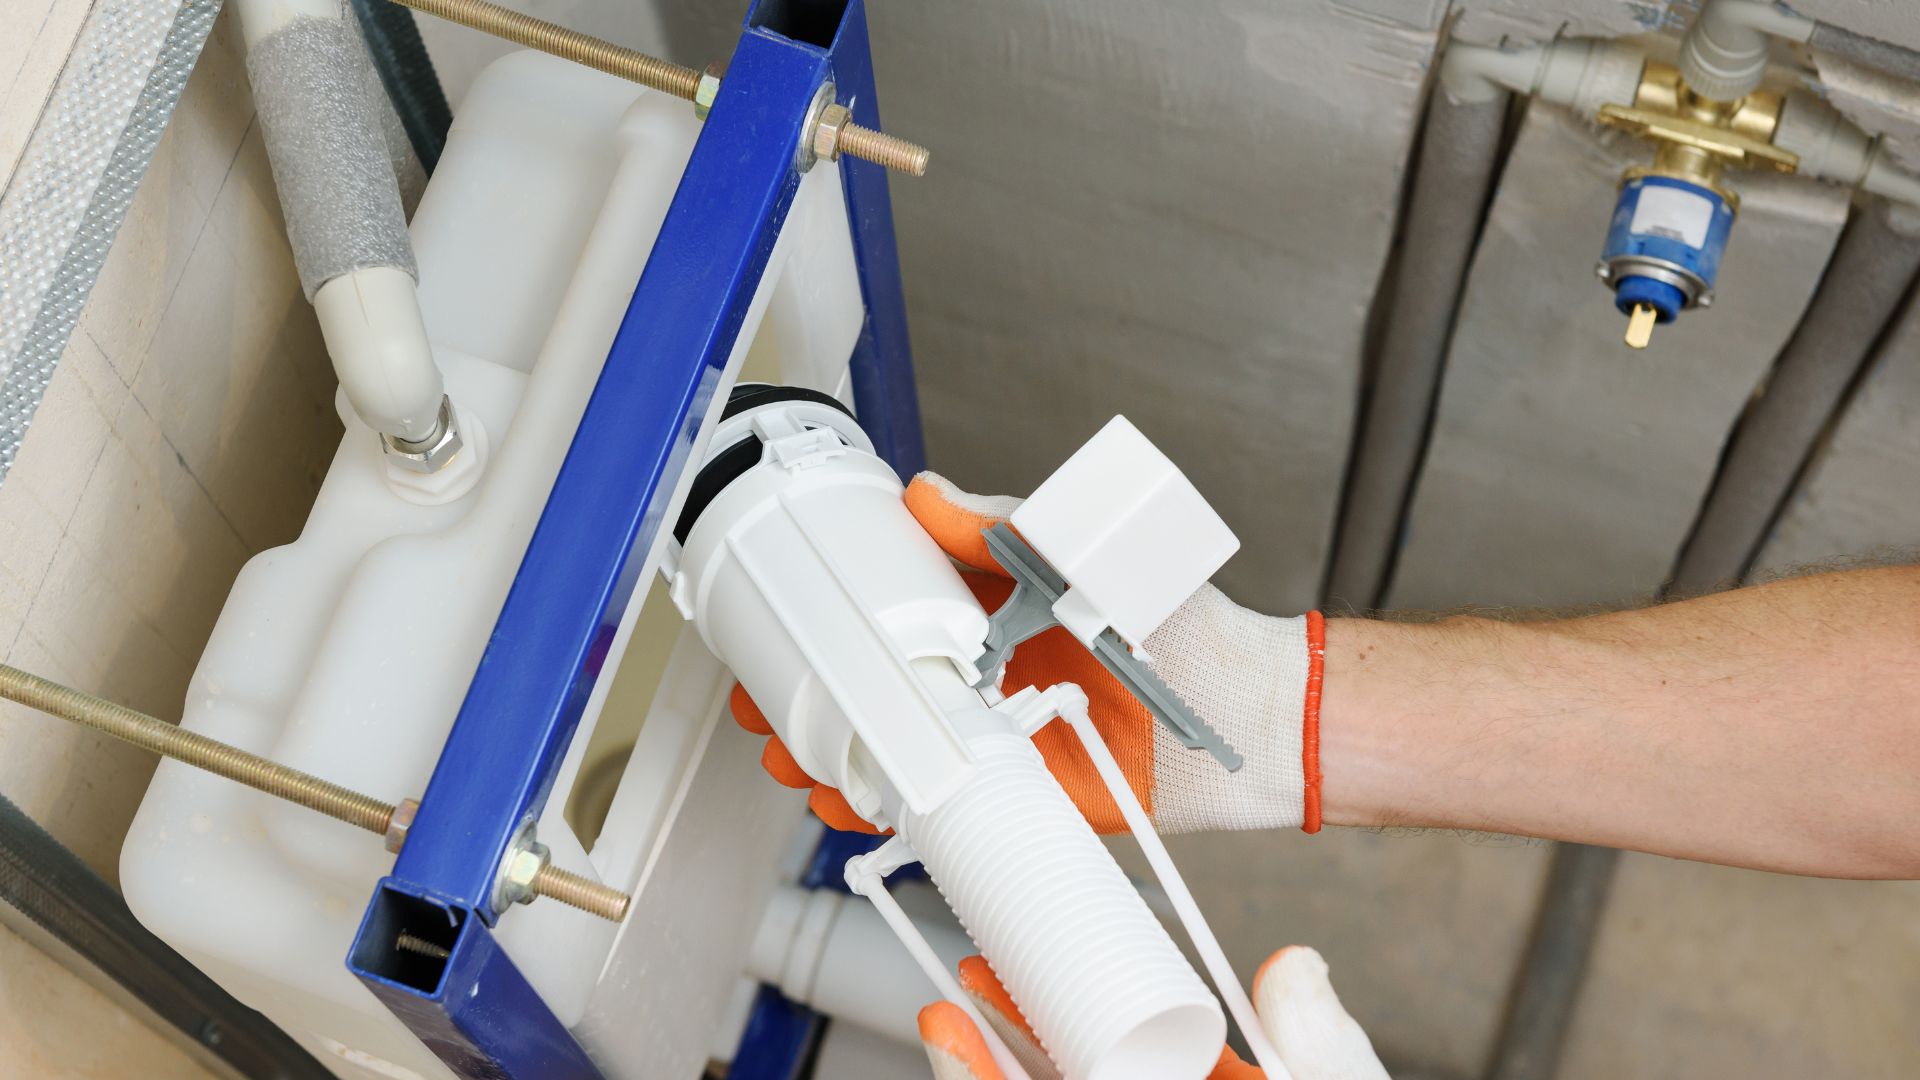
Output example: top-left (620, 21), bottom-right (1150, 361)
top-left (1792, 0), bottom-right (1920, 52)
top-left (0, 5), bottom-right (336, 1075)
top-left (1758, 302), bottom-right (1920, 574)
top-left (1388, 102), bottom-right (1847, 612)
top-left (1120, 830), bottom-right (1550, 1078)
top-left (1559, 858), bottom-right (1920, 1079)
top-left (1453, 0), bottom-right (1682, 43)
top-left (523, 0), bottom-right (1442, 614)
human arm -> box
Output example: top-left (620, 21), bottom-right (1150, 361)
top-left (1322, 565), bottom-right (1920, 878)
top-left (735, 473), bottom-right (1920, 877)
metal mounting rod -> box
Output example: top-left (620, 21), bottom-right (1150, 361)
top-left (380, 0), bottom-right (931, 175)
top-left (0, 663), bottom-right (630, 922)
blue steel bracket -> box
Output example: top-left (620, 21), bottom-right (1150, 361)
top-left (347, 1), bottom-right (924, 1076)
top-left (822, 0), bottom-right (927, 476)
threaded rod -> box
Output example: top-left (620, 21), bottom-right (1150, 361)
top-left (380, 0), bottom-right (929, 175)
top-left (533, 863), bottom-right (631, 921)
top-left (0, 664), bottom-right (630, 922)
top-left (836, 123), bottom-right (930, 176)
top-left (385, 0), bottom-right (700, 97)
top-left (0, 664), bottom-right (395, 835)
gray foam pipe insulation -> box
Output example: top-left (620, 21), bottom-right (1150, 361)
top-left (1325, 87), bottom-right (1510, 611)
top-left (240, 0), bottom-right (449, 450)
top-left (1809, 21), bottom-right (1920, 86)
top-left (1672, 198), bottom-right (1920, 591)
top-left (248, 16), bottom-right (419, 301)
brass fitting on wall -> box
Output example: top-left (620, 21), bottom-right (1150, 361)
top-left (1599, 60), bottom-right (1799, 206)
top-left (1591, 61), bottom-right (1800, 349)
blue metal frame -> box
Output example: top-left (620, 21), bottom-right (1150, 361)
top-left (830, 4), bottom-right (925, 477)
top-left (727, 986), bottom-right (822, 1080)
top-left (348, 1), bottom-right (923, 1074)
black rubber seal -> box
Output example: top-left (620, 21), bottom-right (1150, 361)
top-left (672, 385), bottom-right (855, 544)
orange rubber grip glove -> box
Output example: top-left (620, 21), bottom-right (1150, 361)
top-left (730, 472), bottom-right (1326, 835)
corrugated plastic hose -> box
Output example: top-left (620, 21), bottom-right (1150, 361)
top-left (349, 0), bottom-right (453, 172)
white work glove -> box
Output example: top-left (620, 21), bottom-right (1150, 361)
top-left (898, 472), bottom-right (1327, 835)
top-left (918, 947), bottom-right (1388, 1080)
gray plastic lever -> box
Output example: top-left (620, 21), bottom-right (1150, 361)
top-left (972, 524), bottom-right (1243, 771)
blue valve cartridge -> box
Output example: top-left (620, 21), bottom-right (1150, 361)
top-left (1598, 174), bottom-right (1733, 344)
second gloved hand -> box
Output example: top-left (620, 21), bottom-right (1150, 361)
top-left (919, 946), bottom-right (1388, 1080)
top-left (732, 471), bottom-right (1327, 835)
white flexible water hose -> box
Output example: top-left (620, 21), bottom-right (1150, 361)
top-left (850, 686), bottom-right (1294, 1080)
top-left (897, 728), bottom-right (1223, 1080)
top-left (1059, 692), bottom-right (1289, 1079)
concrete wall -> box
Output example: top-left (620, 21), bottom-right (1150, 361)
top-left (1388, 105), bottom-right (1848, 612)
top-left (425, 0), bottom-right (1446, 613)
top-left (1760, 300), bottom-right (1920, 574)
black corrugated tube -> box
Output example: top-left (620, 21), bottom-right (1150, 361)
top-left (349, 0), bottom-right (453, 172)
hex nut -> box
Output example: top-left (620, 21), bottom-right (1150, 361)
top-left (693, 61), bottom-right (725, 120)
top-left (384, 797), bottom-right (419, 854)
top-left (493, 840), bottom-right (550, 911)
top-left (381, 396), bottom-right (463, 474)
top-left (812, 103), bottom-right (852, 164)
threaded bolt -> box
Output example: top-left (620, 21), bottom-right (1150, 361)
top-left (836, 123), bottom-right (931, 177)
top-left (381, 0), bottom-right (928, 174)
top-left (387, 0), bottom-right (701, 98)
top-left (0, 664), bottom-right (634, 923)
top-left (532, 863), bottom-right (631, 921)
top-left (0, 664), bottom-right (394, 835)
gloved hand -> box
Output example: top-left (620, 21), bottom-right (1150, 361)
top-left (918, 947), bottom-right (1388, 1080)
top-left (730, 471), bottom-right (1326, 835)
